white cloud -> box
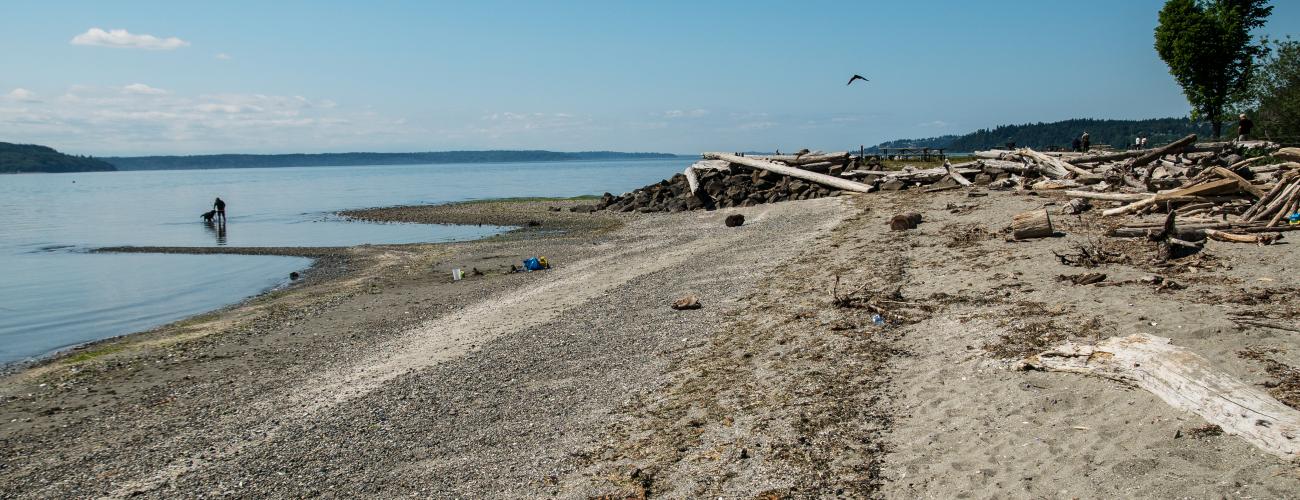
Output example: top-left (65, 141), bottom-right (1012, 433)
top-left (70, 28), bottom-right (190, 50)
top-left (661, 109), bottom-right (709, 118)
top-left (0, 85), bottom-right (418, 155)
top-left (122, 83), bottom-right (167, 95)
top-left (215, 53), bottom-right (231, 60)
top-left (5, 88), bottom-right (39, 102)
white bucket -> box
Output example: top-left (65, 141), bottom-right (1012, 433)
top-left (451, 268), bottom-right (464, 281)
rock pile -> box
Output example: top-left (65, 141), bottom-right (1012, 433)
top-left (595, 166), bottom-right (843, 213)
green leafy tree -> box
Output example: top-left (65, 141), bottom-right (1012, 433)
top-left (1250, 38), bottom-right (1300, 140)
top-left (1154, 0), bottom-right (1272, 138)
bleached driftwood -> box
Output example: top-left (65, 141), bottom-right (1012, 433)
top-left (1009, 209), bottom-right (1053, 239)
top-left (1020, 333), bottom-right (1300, 459)
top-left (1016, 148), bottom-right (1088, 178)
top-left (703, 153), bottom-right (875, 193)
top-left (1101, 178), bottom-right (1241, 216)
top-left (752, 152), bottom-right (849, 166)
top-left (684, 160), bottom-right (731, 194)
top-left (1273, 147), bottom-right (1300, 162)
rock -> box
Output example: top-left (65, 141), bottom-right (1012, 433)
top-left (569, 205), bottom-right (596, 213)
top-left (289, 272), bottom-right (300, 280)
top-left (547, 206), bottom-right (561, 212)
top-left (671, 294), bottom-right (702, 310)
top-left (725, 214), bottom-right (745, 227)
top-left (525, 220), bottom-right (541, 227)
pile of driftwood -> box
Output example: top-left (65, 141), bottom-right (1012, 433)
top-left (595, 151), bottom-right (864, 212)
top-left (1019, 135), bottom-right (1300, 246)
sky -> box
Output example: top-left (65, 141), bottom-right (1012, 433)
top-left (0, 0), bottom-right (1296, 156)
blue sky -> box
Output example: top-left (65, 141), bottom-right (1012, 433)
top-left (1, 0), bottom-right (1296, 156)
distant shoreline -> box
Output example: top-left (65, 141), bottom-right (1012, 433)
top-left (103, 150), bottom-right (685, 172)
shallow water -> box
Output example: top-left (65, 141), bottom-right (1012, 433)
top-left (0, 158), bottom-right (689, 365)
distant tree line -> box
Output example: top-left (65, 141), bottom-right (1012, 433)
top-left (0, 142), bottom-right (116, 174)
top-left (869, 117), bottom-right (1211, 153)
top-left (105, 150), bottom-right (679, 171)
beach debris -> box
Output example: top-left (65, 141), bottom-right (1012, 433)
top-left (472, 267), bottom-right (484, 276)
top-left (525, 220), bottom-right (542, 227)
top-left (452, 268), bottom-right (464, 281)
top-left (671, 294), bottom-right (702, 310)
top-left (522, 256), bottom-right (549, 271)
top-left (724, 214), bottom-right (745, 227)
top-left (1057, 272), bottom-right (1107, 285)
top-left (289, 271), bottom-right (300, 280)
top-left (1020, 333), bottom-right (1300, 459)
top-left (1008, 209), bottom-right (1054, 240)
top-left (1062, 197), bottom-right (1092, 215)
top-left (889, 212), bottom-right (923, 231)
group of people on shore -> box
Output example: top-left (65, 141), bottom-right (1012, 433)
top-left (1069, 114), bottom-right (1256, 153)
top-left (1070, 132), bottom-right (1091, 152)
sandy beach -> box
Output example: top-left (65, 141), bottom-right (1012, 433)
top-left (3, 193), bottom-right (1300, 498)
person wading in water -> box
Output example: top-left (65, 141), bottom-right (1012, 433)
top-left (213, 197), bottom-right (227, 225)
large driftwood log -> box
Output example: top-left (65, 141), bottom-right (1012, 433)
top-left (945, 161), bottom-right (973, 187)
top-left (1209, 166), bottom-right (1265, 198)
top-left (1009, 209), bottom-right (1053, 239)
top-left (1020, 333), bottom-right (1300, 459)
top-left (1275, 147), bottom-right (1300, 163)
top-left (752, 152), bottom-right (849, 166)
top-left (1063, 190), bottom-right (1149, 202)
top-left (1016, 148), bottom-right (1089, 177)
top-left (703, 153), bottom-right (875, 193)
top-left (1068, 149), bottom-right (1150, 164)
top-left (1130, 134), bottom-right (1198, 168)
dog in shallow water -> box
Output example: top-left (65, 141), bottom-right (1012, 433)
top-left (201, 210), bottom-right (217, 223)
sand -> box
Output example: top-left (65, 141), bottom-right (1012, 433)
top-left (2, 193), bottom-right (1299, 498)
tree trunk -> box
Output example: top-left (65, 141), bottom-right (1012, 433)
top-left (1009, 210), bottom-right (1053, 240)
top-left (703, 153), bottom-right (875, 193)
top-left (1020, 333), bottom-right (1300, 460)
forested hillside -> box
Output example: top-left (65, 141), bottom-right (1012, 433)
top-left (871, 118), bottom-right (1211, 152)
top-left (0, 143), bottom-right (116, 173)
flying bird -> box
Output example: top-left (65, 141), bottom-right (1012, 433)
top-left (846, 74), bottom-right (869, 86)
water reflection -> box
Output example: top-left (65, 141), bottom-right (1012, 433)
top-left (203, 220), bottom-right (228, 246)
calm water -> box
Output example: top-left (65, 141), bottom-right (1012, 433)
top-left (0, 158), bottom-right (689, 365)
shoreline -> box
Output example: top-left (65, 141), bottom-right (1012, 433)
top-left (3, 198), bottom-right (615, 376)
top-left (4, 192), bottom-right (1300, 497)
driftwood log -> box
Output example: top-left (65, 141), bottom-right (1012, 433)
top-left (890, 212), bottom-right (923, 231)
top-left (703, 152), bottom-right (875, 193)
top-left (1009, 210), bottom-right (1053, 239)
top-left (1130, 134), bottom-right (1198, 168)
top-left (1020, 333), bottom-right (1300, 459)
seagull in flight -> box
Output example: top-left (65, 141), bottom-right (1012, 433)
top-left (846, 74), bottom-right (869, 86)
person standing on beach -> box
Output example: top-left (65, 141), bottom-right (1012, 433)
top-left (1071, 137), bottom-right (1082, 152)
top-left (1081, 132), bottom-right (1091, 152)
top-left (213, 197), bottom-right (227, 224)
top-left (1237, 113), bottom-right (1254, 141)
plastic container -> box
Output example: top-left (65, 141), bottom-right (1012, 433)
top-left (452, 268), bottom-right (464, 281)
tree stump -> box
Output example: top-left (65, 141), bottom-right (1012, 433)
top-left (890, 212), bottom-right (923, 231)
top-left (1010, 209), bottom-right (1053, 240)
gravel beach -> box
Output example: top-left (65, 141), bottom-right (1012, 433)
top-left (3, 194), bottom-right (1300, 498)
